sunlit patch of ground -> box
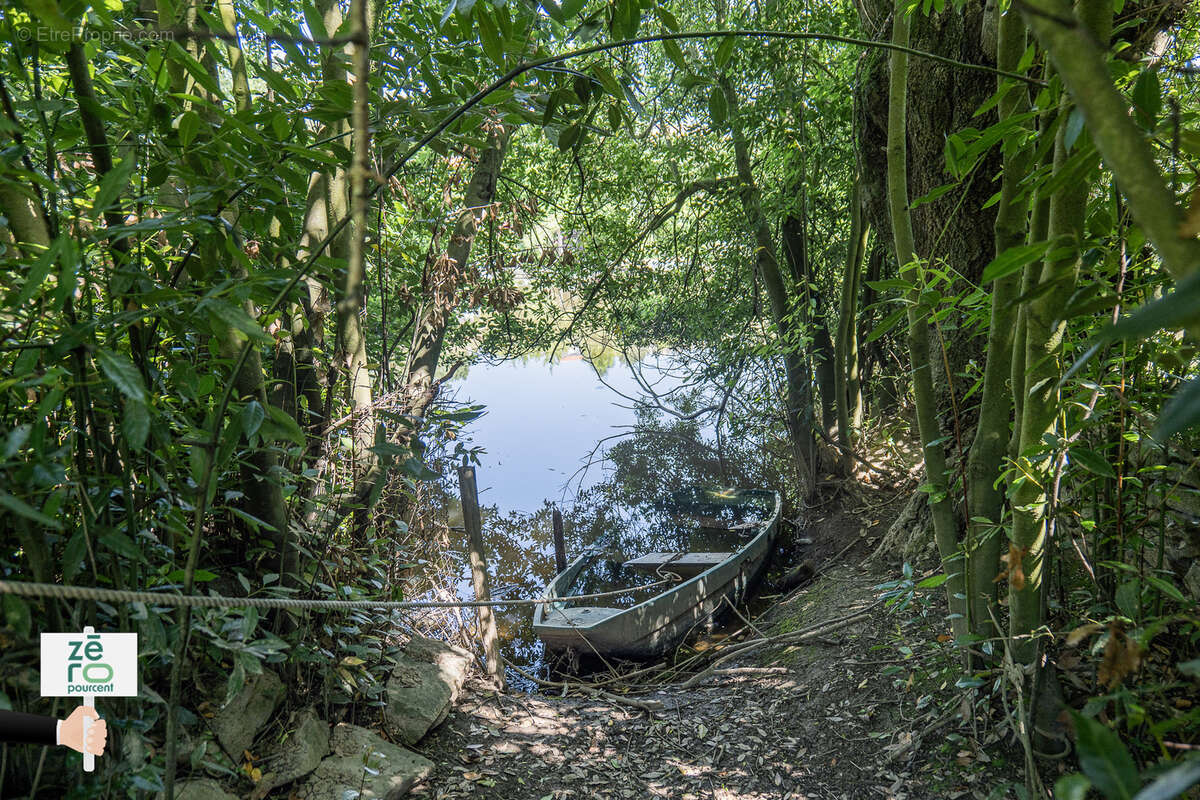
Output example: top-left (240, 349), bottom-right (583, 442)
top-left (413, 554), bottom-right (1027, 800)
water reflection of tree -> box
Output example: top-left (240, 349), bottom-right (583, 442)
top-left (403, 405), bottom-right (788, 685)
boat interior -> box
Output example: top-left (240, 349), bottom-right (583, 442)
top-left (557, 488), bottom-right (776, 609)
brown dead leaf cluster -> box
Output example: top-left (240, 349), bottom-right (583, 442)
top-left (994, 543), bottom-right (1029, 590)
top-left (1064, 620), bottom-right (1143, 689)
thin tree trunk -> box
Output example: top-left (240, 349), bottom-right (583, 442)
top-left (1008, 0), bottom-right (1111, 664)
top-left (215, 0), bottom-right (251, 113)
top-left (965, 4), bottom-right (1031, 639)
top-left (886, 0), bottom-right (967, 638)
top-left (719, 74), bottom-right (814, 495)
top-left (836, 179), bottom-right (869, 469)
top-left (402, 126), bottom-right (511, 426)
top-left (1019, 0), bottom-right (1200, 287)
top-left (342, 0), bottom-right (374, 477)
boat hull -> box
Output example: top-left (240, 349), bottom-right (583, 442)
top-left (533, 489), bottom-right (781, 660)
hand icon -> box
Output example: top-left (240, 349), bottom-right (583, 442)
top-left (61, 706), bottom-right (106, 756)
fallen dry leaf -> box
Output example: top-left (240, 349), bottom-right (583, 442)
top-left (1065, 623), bottom-right (1105, 647)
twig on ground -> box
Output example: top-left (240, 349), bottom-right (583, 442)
top-left (503, 658), bottom-right (665, 712)
top-left (679, 598), bottom-right (885, 688)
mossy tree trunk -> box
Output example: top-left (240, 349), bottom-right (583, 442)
top-left (1008, 0), bottom-right (1112, 664)
top-left (835, 179), bottom-right (869, 470)
top-left (964, 4), bottom-right (1032, 640)
top-left (886, 0), bottom-right (968, 638)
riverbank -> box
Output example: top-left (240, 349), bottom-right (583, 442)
top-left (411, 487), bottom-right (1030, 800)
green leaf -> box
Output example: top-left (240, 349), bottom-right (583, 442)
top-left (3, 595), bottom-right (31, 638)
top-left (403, 457), bottom-right (441, 481)
top-left (615, 0), bottom-right (639, 39)
top-left (909, 182), bottom-right (958, 210)
top-left (591, 64), bottom-right (623, 99)
top-left (1070, 446), bottom-right (1115, 478)
top-left (1111, 269), bottom-right (1200, 344)
top-left (241, 400), bottom-right (265, 439)
top-left (661, 38), bottom-right (689, 72)
top-left (1155, 375), bottom-right (1200, 440)
top-left (63, 530), bottom-right (88, 582)
top-left (980, 241), bottom-right (1051, 283)
top-left (538, 0), bottom-right (564, 24)
top-left (557, 123), bottom-right (580, 151)
top-left (1065, 108), bottom-right (1086, 151)
top-left (176, 110), bottom-right (202, 148)
top-left (708, 85), bottom-right (727, 126)
top-left (1054, 774), bottom-right (1093, 800)
top-left (91, 156), bottom-right (136, 221)
top-left (204, 299), bottom-right (272, 344)
top-left (1072, 712), bottom-right (1141, 800)
top-left (1143, 574), bottom-right (1186, 603)
top-left (24, 0), bottom-right (73, 36)
top-left (262, 404), bottom-right (305, 445)
top-left (1132, 760), bottom-right (1200, 800)
top-left (715, 36), bottom-right (736, 68)
top-left (124, 398), bottom-right (151, 452)
top-left (1115, 579), bottom-right (1140, 618)
top-left (917, 573), bottom-right (949, 588)
top-left (166, 41), bottom-right (224, 98)
top-left (655, 6), bottom-right (679, 30)
top-left (867, 307), bottom-right (907, 343)
top-left (1132, 69), bottom-right (1161, 130)
top-left (0, 491), bottom-right (60, 528)
top-left (474, 4), bottom-right (505, 67)
top-left (96, 348), bottom-right (148, 402)
top-left (865, 278), bottom-right (913, 292)
top-left (1177, 658), bottom-right (1200, 678)
top-left (101, 532), bottom-right (142, 561)
top-left (165, 568), bottom-right (218, 583)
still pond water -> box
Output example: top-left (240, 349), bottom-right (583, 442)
top-left (435, 352), bottom-right (708, 682)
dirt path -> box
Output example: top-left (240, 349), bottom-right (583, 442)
top-left (412, 561), bottom-right (1027, 800)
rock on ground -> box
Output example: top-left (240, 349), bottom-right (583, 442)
top-left (384, 635), bottom-right (473, 745)
top-left (254, 706), bottom-right (330, 795)
top-left (211, 669), bottom-right (285, 757)
top-left (157, 778), bottom-right (239, 800)
top-left (295, 723), bottom-right (434, 800)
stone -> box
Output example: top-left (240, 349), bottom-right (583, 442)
top-left (255, 706), bottom-right (329, 795)
top-left (157, 778), bottom-right (239, 800)
top-left (295, 724), bottom-right (433, 800)
top-left (1185, 562), bottom-right (1200, 601)
top-left (383, 635), bottom-right (473, 745)
top-left (211, 669), bottom-right (285, 757)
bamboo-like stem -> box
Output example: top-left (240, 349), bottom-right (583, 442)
top-left (965, 4), bottom-right (1032, 641)
top-left (216, 0), bottom-right (252, 113)
top-left (1008, 0), bottom-right (1112, 665)
top-left (835, 179), bottom-right (868, 471)
top-left (1017, 0), bottom-right (1200, 285)
top-left (885, 0), bottom-right (967, 638)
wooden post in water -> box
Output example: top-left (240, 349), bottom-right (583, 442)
top-left (552, 508), bottom-right (568, 574)
top-left (457, 460), bottom-right (506, 691)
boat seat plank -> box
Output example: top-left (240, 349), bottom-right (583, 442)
top-left (624, 552), bottom-right (732, 576)
top-left (540, 606), bottom-right (625, 627)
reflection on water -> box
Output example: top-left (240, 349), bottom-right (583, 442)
top-left (445, 352), bottom-right (661, 513)
top-left (416, 352), bottom-right (783, 688)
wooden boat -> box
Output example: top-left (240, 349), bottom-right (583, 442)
top-left (532, 487), bottom-right (782, 660)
